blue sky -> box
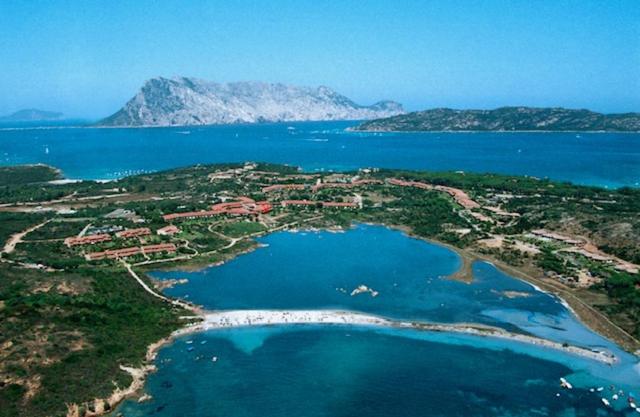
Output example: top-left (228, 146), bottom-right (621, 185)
top-left (0, 0), bottom-right (638, 118)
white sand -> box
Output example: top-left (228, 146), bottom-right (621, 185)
top-left (193, 309), bottom-right (616, 365)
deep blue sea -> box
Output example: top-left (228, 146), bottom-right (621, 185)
top-left (113, 225), bottom-right (640, 417)
top-left (1, 121), bottom-right (639, 187)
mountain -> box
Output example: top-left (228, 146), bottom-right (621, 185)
top-left (98, 77), bottom-right (404, 127)
top-left (0, 109), bottom-right (63, 122)
top-left (353, 107), bottom-right (640, 132)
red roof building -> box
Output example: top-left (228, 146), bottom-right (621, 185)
top-left (64, 234), bottom-right (111, 247)
top-left (322, 201), bottom-right (358, 208)
top-left (157, 225), bottom-right (180, 236)
top-left (116, 228), bottom-right (151, 239)
top-left (262, 184), bottom-right (306, 193)
top-left (163, 197), bottom-right (272, 222)
top-left (86, 243), bottom-right (177, 261)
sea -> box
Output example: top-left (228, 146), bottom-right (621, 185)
top-left (114, 225), bottom-right (640, 417)
top-left (1, 121), bottom-right (639, 415)
top-left (0, 121), bottom-right (639, 187)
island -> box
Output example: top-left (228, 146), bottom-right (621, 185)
top-left (0, 162), bottom-right (638, 417)
top-left (0, 109), bottom-right (64, 123)
top-left (352, 106), bottom-right (640, 132)
top-left (97, 77), bottom-right (404, 127)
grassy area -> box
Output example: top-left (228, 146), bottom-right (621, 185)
top-left (219, 221), bottom-right (266, 238)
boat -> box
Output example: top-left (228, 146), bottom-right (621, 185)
top-left (559, 378), bottom-right (573, 389)
top-left (602, 398), bottom-right (610, 407)
top-left (212, 356), bottom-right (218, 362)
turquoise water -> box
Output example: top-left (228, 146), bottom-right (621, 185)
top-left (125, 225), bottom-right (640, 417)
top-left (152, 225), bottom-right (619, 351)
top-left (1, 122), bottom-right (639, 187)
top-left (115, 328), bottom-right (636, 417)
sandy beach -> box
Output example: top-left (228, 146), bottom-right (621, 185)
top-left (193, 309), bottom-right (617, 365)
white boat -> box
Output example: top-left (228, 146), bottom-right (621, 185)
top-left (602, 398), bottom-right (610, 407)
top-left (560, 378), bottom-right (573, 389)
top-left (613, 394), bottom-right (619, 401)
top-left (212, 356), bottom-right (218, 362)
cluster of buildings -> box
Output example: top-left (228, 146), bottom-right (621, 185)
top-left (64, 234), bottom-right (111, 247)
top-left (85, 243), bottom-right (177, 261)
top-left (311, 179), bottom-right (382, 192)
top-left (280, 200), bottom-right (358, 209)
top-left (162, 197), bottom-right (273, 222)
top-left (116, 227), bottom-right (151, 239)
top-left (262, 179), bottom-right (383, 194)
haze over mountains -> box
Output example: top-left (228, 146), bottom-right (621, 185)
top-left (0, 109), bottom-right (63, 122)
top-left (98, 77), bottom-right (404, 127)
top-left (355, 107), bottom-right (640, 132)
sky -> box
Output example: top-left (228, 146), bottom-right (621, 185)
top-left (0, 0), bottom-right (638, 118)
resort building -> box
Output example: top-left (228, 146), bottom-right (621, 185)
top-left (64, 234), bottom-right (111, 247)
top-left (280, 200), bottom-right (357, 209)
top-left (262, 184), bottom-right (306, 193)
top-left (311, 179), bottom-right (383, 192)
top-left (322, 201), bottom-right (358, 209)
top-left (85, 243), bottom-right (177, 261)
top-left (157, 225), bottom-right (180, 236)
top-left (116, 227), bottom-right (152, 239)
top-left (280, 200), bottom-right (318, 207)
top-left (163, 197), bottom-right (272, 221)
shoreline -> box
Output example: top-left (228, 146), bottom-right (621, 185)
top-left (194, 309), bottom-right (616, 364)
top-left (87, 307), bottom-right (617, 417)
top-left (346, 127), bottom-right (640, 134)
top-left (148, 221), bottom-right (640, 352)
top-left (71, 223), bottom-right (634, 417)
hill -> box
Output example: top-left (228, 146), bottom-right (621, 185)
top-left (353, 107), bottom-right (640, 132)
top-left (0, 109), bottom-right (63, 122)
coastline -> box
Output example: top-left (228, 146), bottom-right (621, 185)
top-left (195, 309), bottom-right (616, 364)
top-left (70, 222), bottom-right (636, 417)
top-left (371, 222), bottom-right (640, 353)
top-left (82, 307), bottom-right (617, 417)
top-left (346, 127), bottom-right (640, 134)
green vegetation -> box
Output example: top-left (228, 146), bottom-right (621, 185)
top-left (0, 165), bottom-right (59, 186)
top-left (219, 221), bottom-right (266, 238)
top-left (0, 162), bottom-right (638, 416)
top-left (0, 264), bottom-right (186, 417)
top-left (355, 107), bottom-right (640, 132)
top-left (0, 212), bottom-right (48, 244)
top-left (594, 272), bottom-right (640, 338)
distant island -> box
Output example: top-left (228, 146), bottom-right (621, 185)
top-left (97, 77), bottom-right (404, 127)
top-left (353, 107), bottom-right (640, 132)
top-left (0, 109), bottom-right (64, 123)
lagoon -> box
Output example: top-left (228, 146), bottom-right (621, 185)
top-left (131, 225), bottom-right (640, 417)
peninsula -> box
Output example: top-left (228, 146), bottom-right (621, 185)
top-left (353, 106), bottom-right (640, 132)
top-left (1, 163), bottom-right (639, 417)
